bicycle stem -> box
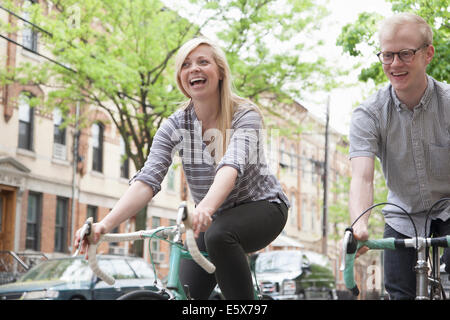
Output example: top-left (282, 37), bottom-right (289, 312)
top-left (413, 238), bottom-right (429, 300)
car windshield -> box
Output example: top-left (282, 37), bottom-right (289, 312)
top-left (19, 258), bottom-right (93, 282)
top-left (256, 252), bottom-right (301, 273)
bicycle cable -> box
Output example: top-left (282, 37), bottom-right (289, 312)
top-left (146, 227), bottom-right (177, 286)
top-left (423, 197), bottom-right (450, 298)
top-left (351, 202), bottom-right (418, 241)
top-left (423, 198), bottom-right (450, 239)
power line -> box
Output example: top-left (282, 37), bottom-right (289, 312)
top-left (0, 6), bottom-right (146, 106)
top-left (0, 33), bottom-right (76, 73)
top-left (0, 4), bottom-right (52, 37)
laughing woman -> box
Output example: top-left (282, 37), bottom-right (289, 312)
top-left (74, 37), bottom-right (289, 300)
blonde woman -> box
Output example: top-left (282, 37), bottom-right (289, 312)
top-left (74, 37), bottom-right (289, 300)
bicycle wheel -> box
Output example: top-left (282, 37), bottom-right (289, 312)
top-left (117, 290), bottom-right (170, 300)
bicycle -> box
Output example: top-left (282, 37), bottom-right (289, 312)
top-left (74, 201), bottom-right (268, 300)
top-left (341, 198), bottom-right (450, 300)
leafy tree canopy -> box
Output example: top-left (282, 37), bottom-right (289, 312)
top-left (1, 0), bottom-right (337, 169)
top-left (336, 0), bottom-right (449, 85)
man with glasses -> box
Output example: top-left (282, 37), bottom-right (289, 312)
top-left (348, 13), bottom-right (450, 299)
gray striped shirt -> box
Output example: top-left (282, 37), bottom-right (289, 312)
top-left (349, 75), bottom-right (450, 237)
top-left (131, 103), bottom-right (290, 213)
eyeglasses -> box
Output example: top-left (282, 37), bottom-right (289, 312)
top-left (376, 44), bottom-right (429, 65)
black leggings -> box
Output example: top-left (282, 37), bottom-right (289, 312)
top-left (179, 200), bottom-right (288, 300)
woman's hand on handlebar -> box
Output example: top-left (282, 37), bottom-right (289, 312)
top-left (74, 222), bottom-right (107, 258)
top-left (191, 204), bottom-right (214, 238)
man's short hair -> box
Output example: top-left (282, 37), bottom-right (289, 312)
top-left (378, 12), bottom-right (433, 45)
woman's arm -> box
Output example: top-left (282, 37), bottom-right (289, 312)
top-left (74, 180), bottom-right (154, 256)
top-left (101, 180), bottom-right (154, 233)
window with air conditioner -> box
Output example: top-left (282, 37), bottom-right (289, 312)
top-left (53, 108), bottom-right (67, 160)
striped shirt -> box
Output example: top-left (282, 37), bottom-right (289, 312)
top-left (349, 75), bottom-right (450, 237)
top-left (131, 103), bottom-right (290, 213)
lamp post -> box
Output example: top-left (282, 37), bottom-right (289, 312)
top-left (70, 100), bottom-right (80, 252)
top-left (322, 96), bottom-right (330, 255)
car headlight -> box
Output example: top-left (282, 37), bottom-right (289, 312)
top-left (282, 280), bottom-right (296, 295)
top-left (21, 290), bottom-right (59, 300)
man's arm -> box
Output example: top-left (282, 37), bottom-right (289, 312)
top-left (349, 156), bottom-right (375, 242)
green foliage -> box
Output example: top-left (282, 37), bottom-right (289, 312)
top-left (328, 153), bottom-right (387, 240)
top-left (0, 0), bottom-right (336, 169)
top-left (336, 0), bottom-right (450, 85)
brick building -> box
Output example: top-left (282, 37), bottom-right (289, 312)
top-left (0, 1), bottom-right (355, 290)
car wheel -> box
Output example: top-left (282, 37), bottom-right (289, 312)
top-left (117, 290), bottom-right (169, 300)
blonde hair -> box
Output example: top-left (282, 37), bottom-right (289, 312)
top-left (175, 37), bottom-right (263, 154)
top-left (378, 12), bottom-right (433, 45)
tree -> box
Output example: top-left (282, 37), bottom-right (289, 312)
top-left (336, 0), bottom-right (449, 85)
top-left (1, 0), bottom-right (336, 255)
top-left (328, 143), bottom-right (387, 241)
top-left (1, 0), bottom-right (334, 171)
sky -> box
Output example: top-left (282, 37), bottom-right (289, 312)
top-left (299, 0), bottom-right (394, 135)
top-left (165, 0), bottom-right (394, 135)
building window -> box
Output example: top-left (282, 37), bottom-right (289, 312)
top-left (26, 192), bottom-right (42, 250)
top-left (0, 196), bottom-right (3, 232)
top-left (54, 197), bottom-right (68, 253)
top-left (311, 202), bottom-right (316, 232)
top-left (110, 225), bottom-right (120, 247)
top-left (18, 93), bottom-right (34, 150)
top-left (169, 219), bottom-right (176, 241)
top-left (22, 1), bottom-right (38, 52)
top-left (301, 197), bottom-right (307, 231)
top-left (91, 122), bottom-right (104, 172)
top-left (279, 139), bottom-right (287, 168)
top-left (167, 165), bottom-right (175, 191)
top-left (151, 217), bottom-right (160, 253)
top-left (290, 144), bottom-right (297, 173)
top-left (87, 205), bottom-right (98, 222)
top-left (53, 108), bottom-right (66, 160)
top-left (120, 137), bottom-right (129, 179)
top-left (290, 192), bottom-right (297, 227)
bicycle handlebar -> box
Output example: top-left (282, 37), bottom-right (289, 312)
top-left (341, 228), bottom-right (450, 296)
top-left (178, 202), bottom-right (216, 275)
top-left (82, 202), bottom-right (215, 285)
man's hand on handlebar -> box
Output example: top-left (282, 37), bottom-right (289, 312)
top-left (352, 221), bottom-right (370, 258)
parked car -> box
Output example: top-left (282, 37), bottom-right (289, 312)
top-left (0, 255), bottom-right (161, 300)
top-left (253, 250), bottom-right (337, 300)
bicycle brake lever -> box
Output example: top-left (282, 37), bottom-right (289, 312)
top-left (340, 228), bottom-right (356, 271)
top-left (72, 217), bottom-right (94, 257)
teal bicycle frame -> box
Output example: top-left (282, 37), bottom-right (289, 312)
top-left (85, 201), bottom-right (263, 300)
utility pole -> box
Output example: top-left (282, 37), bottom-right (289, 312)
top-left (322, 95), bottom-right (330, 255)
top-left (70, 100), bottom-right (80, 252)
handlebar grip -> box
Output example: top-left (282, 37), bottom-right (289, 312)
top-left (87, 238), bottom-right (115, 285)
top-left (343, 238), bottom-right (396, 296)
top-left (182, 205), bottom-right (216, 274)
top-left (86, 232), bottom-right (145, 286)
top-left (185, 228), bottom-right (216, 274)
top-left (343, 250), bottom-right (359, 296)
